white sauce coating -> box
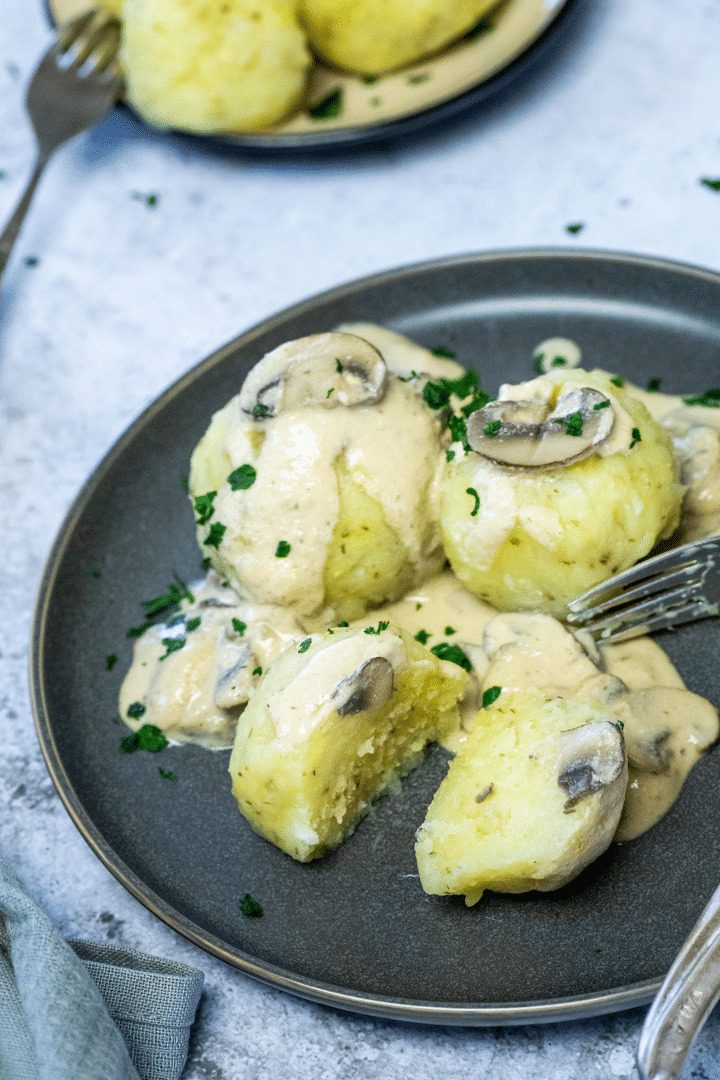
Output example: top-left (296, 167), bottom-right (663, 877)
top-left (532, 337), bottom-right (582, 373)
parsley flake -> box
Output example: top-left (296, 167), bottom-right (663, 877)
top-left (364, 621), bottom-right (389, 635)
top-left (336, 358), bottom-right (343, 373)
top-left (275, 540), bottom-right (291, 558)
top-left (105, 654), bottom-right (118, 671)
top-left (466, 487), bottom-right (480, 517)
top-left (566, 222), bottom-right (584, 234)
top-left (127, 624), bottom-right (150, 639)
top-left (239, 893), bottom-right (263, 918)
top-left (482, 686), bottom-right (502, 708)
top-left (465, 16), bottom-right (492, 39)
top-left (160, 636), bottom-right (186, 660)
top-left (594, 400), bottom-right (610, 410)
top-left (461, 391), bottom-right (492, 418)
top-left (227, 464), bottom-right (257, 490)
top-left (326, 388), bottom-right (334, 398)
top-left (555, 411), bottom-right (584, 436)
top-left (337, 621), bottom-right (349, 628)
top-left (309, 88), bottom-right (343, 119)
top-left (232, 619), bottom-right (246, 636)
top-left (142, 574), bottom-right (194, 618)
top-left (201, 557), bottom-right (212, 571)
top-left (629, 427), bottom-right (642, 449)
top-left (682, 388), bottom-right (720, 407)
top-left (430, 642), bottom-right (472, 671)
top-left (185, 617), bottom-right (201, 633)
top-left (415, 629), bottom-right (430, 645)
top-left (158, 767), bottom-right (177, 781)
top-left (446, 449), bottom-right (455, 461)
top-left (646, 378), bottom-right (661, 393)
top-left (615, 720), bottom-right (625, 731)
top-left (253, 404), bottom-right (269, 417)
top-left (431, 345), bottom-right (456, 358)
top-left (610, 374), bottom-right (624, 387)
top-left (407, 72), bottom-right (430, 84)
top-left (204, 522), bottom-right (226, 548)
top-left (252, 666), bottom-right (263, 676)
top-left (700, 178), bottom-right (720, 192)
top-left (120, 723), bottom-right (168, 754)
top-left (193, 490), bottom-right (217, 524)
top-left (484, 419), bottom-right (501, 437)
top-left (444, 626), bottom-right (456, 635)
top-left (298, 638), bottom-right (312, 653)
top-left (127, 701), bottom-right (146, 719)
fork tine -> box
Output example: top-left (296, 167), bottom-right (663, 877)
top-left (592, 598), bottom-right (718, 644)
top-left (65, 17), bottom-right (120, 73)
top-left (55, 9), bottom-right (97, 53)
top-left (571, 580), bottom-right (718, 642)
top-left (566, 561), bottom-right (708, 622)
top-left (566, 537), bottom-right (720, 615)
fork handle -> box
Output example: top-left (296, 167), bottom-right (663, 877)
top-left (637, 881), bottom-right (720, 1079)
top-left (0, 151), bottom-right (50, 282)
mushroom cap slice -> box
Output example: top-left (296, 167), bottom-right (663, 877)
top-left (332, 656), bottom-right (394, 716)
top-left (466, 387), bottom-right (615, 468)
top-left (239, 332), bottom-right (388, 418)
top-left (557, 721), bottom-right (626, 812)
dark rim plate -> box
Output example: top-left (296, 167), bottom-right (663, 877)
top-left (31, 249), bottom-right (720, 1025)
top-left (46, 0), bottom-right (578, 151)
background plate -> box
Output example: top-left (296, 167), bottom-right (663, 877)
top-left (47, 0), bottom-right (577, 150)
top-left (32, 249), bottom-right (720, 1024)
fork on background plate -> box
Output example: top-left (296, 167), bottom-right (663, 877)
top-left (566, 535), bottom-right (720, 644)
top-left (0, 8), bottom-right (123, 285)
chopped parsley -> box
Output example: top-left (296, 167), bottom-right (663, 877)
top-left (364, 621), bottom-right (390, 635)
top-left (193, 490), bottom-right (217, 524)
top-left (160, 636), bottom-right (186, 660)
top-left (615, 719), bottom-right (625, 732)
top-left (407, 72), bottom-right (430, 84)
top-left (430, 642), bottom-right (472, 671)
top-left (105, 654), bottom-right (118, 671)
top-left (204, 522), bottom-right (226, 548)
top-left (298, 638), bottom-right (312, 653)
top-left (533, 354), bottom-right (545, 375)
top-left (185, 617), bottom-right (201, 633)
top-left (232, 619), bottom-right (246, 636)
top-left (629, 427), bottom-right (642, 449)
top-left (551, 356), bottom-right (567, 367)
top-left (423, 381), bottom-right (452, 409)
top-left (444, 626), bottom-right (456, 635)
top-left (24, 255), bottom-right (39, 267)
top-left (126, 701), bottom-right (146, 719)
top-left (484, 419), bottom-right (501, 437)
top-left (466, 487), bottom-right (480, 517)
top-left (594, 399), bottom-right (610, 410)
top-left (610, 374), bottom-right (624, 387)
top-left (447, 413), bottom-right (470, 450)
top-left (414, 629), bottom-right (431, 645)
top-left (566, 223), bottom-right (584, 234)
top-left (308, 88), bottom-right (343, 119)
top-left (554, 411), bottom-right (584, 436)
top-left (142, 574), bottom-right (194, 618)
top-left (646, 378), bottom-right (661, 392)
top-left (700, 178), bottom-right (720, 192)
top-left (158, 767), bottom-right (177, 781)
top-left (415, 602), bottom-right (423, 610)
top-left (252, 404), bottom-right (269, 417)
top-left (430, 345), bottom-right (456, 358)
top-left (682, 388), bottom-right (720, 407)
top-left (127, 624), bottom-right (150, 639)
top-left (275, 540), bottom-right (291, 558)
top-left (446, 449), bottom-right (456, 461)
top-left (461, 391), bottom-right (492, 418)
top-left (422, 369), bottom-right (481, 410)
top-left (239, 893), bottom-right (263, 918)
top-left (120, 723), bottom-right (168, 754)
top-left (252, 666), bottom-right (263, 676)
top-left (397, 370), bottom-right (418, 382)
top-left (326, 388), bottom-right (334, 398)
top-left (482, 685), bottom-right (502, 708)
top-left (131, 191), bottom-right (159, 207)
top-left (227, 464), bottom-right (257, 490)
top-left (201, 557), bottom-right (212, 571)
top-left (336, 358), bottom-right (343, 373)
top-left (337, 621), bottom-right (349, 627)
top-left (465, 15), bottom-right (492, 39)
top-left (360, 74), bottom-right (378, 84)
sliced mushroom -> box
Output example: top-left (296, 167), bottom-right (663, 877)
top-left (332, 656), bottom-right (394, 716)
top-left (466, 386), bottom-right (615, 468)
top-left (239, 332), bottom-right (388, 418)
top-left (213, 636), bottom-right (254, 709)
top-left (557, 720), bottom-right (626, 812)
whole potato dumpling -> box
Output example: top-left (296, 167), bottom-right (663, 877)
top-left (120, 0), bottom-right (311, 134)
top-left (298, 0), bottom-right (498, 76)
top-left (415, 690), bottom-right (628, 904)
top-left (188, 332), bottom-right (450, 621)
top-left (441, 369), bottom-right (683, 616)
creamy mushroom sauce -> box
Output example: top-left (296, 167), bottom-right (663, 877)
top-left (532, 336), bottom-right (583, 373)
top-left (120, 329), bottom-right (720, 850)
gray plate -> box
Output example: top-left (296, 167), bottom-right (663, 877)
top-left (31, 249), bottom-right (720, 1025)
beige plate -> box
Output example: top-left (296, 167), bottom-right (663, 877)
top-left (47, 0), bottom-right (575, 148)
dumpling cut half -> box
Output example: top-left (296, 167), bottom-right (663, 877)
top-left (229, 624), bottom-right (468, 861)
top-left (415, 690), bottom-right (627, 905)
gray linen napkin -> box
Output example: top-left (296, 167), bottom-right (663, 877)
top-left (0, 852), bottom-right (204, 1080)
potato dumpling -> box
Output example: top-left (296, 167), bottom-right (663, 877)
top-left (189, 333), bottom-right (448, 620)
top-left (441, 369), bottom-right (683, 616)
top-left (415, 691), bottom-right (628, 905)
top-left (120, 0), bottom-right (311, 134)
top-left (298, 0), bottom-right (498, 76)
top-left (229, 624), bottom-right (468, 860)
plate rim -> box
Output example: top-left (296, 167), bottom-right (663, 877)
top-left (44, 0), bottom-right (580, 151)
top-left (30, 245), bottom-right (720, 1025)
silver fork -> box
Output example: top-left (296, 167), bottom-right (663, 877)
top-left (566, 535), bottom-right (720, 643)
top-left (0, 9), bottom-right (123, 283)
